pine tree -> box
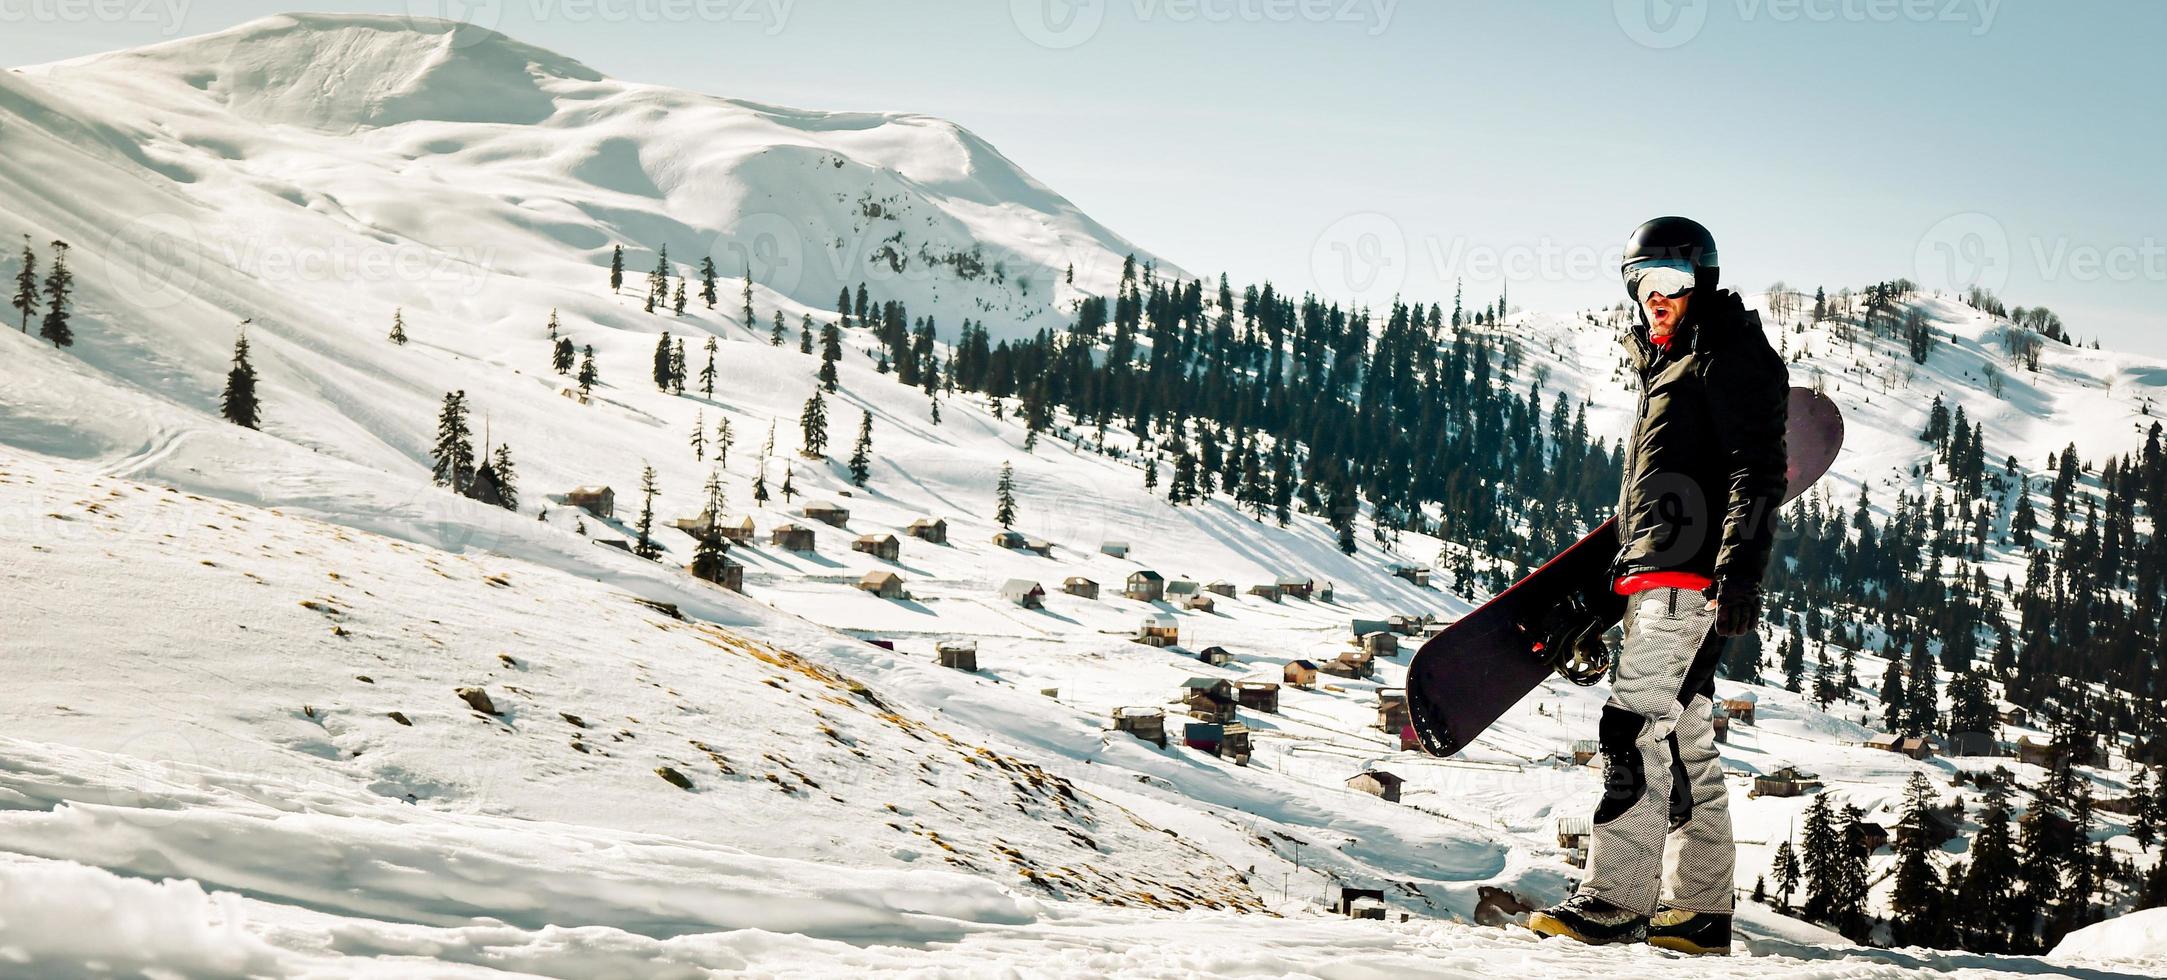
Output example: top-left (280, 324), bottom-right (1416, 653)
top-left (740, 275), bottom-right (755, 335)
top-left (432, 391), bottom-right (475, 492)
top-left (1772, 837), bottom-right (1801, 909)
top-left (671, 338), bottom-right (687, 395)
top-left (691, 409), bottom-right (706, 461)
top-left (1956, 779), bottom-right (2021, 951)
top-left (818, 320), bottom-right (841, 391)
top-left (633, 464), bottom-right (661, 559)
top-left (995, 461), bottom-right (1016, 528)
top-left (388, 308), bottom-right (407, 345)
top-left (800, 313), bottom-right (814, 353)
top-left (1802, 792), bottom-right (1842, 923)
top-left (835, 286), bottom-right (852, 328)
top-left (714, 416), bottom-right (733, 468)
top-left (800, 388), bottom-right (828, 457)
top-left (490, 443), bottom-right (518, 511)
top-left (647, 245), bottom-right (669, 313)
top-left (546, 308), bottom-right (560, 339)
top-left (38, 239), bottom-right (72, 347)
top-left (1144, 455), bottom-right (1159, 491)
top-left (928, 394), bottom-right (940, 425)
top-left (10, 236), bottom-right (35, 333)
top-left (780, 463), bottom-right (797, 502)
top-left (848, 410), bottom-right (873, 487)
top-left (700, 336), bottom-right (717, 398)
top-left (577, 346), bottom-right (598, 398)
top-left (752, 463), bottom-right (769, 507)
top-left (220, 327), bottom-right (260, 429)
top-left (653, 332), bottom-right (675, 390)
top-left (699, 256), bottom-right (718, 309)
top-left (609, 244), bottom-right (624, 293)
top-left (1891, 772), bottom-right (1945, 946)
top-left (672, 277), bottom-right (687, 316)
top-left (552, 336), bottom-right (575, 375)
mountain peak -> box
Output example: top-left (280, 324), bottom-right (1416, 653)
top-left (47, 13), bottom-right (604, 132)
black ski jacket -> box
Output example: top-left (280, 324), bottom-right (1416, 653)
top-left (1613, 289), bottom-right (1790, 588)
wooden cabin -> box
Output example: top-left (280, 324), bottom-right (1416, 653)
top-left (802, 501), bottom-right (850, 527)
top-left (1323, 649), bottom-right (1375, 680)
top-left (1713, 713), bottom-right (1730, 744)
top-left (1350, 618), bottom-right (1391, 639)
top-left (1184, 722), bottom-right (1252, 764)
top-left (1125, 570), bottom-right (1166, 601)
top-left (1360, 631), bottom-right (1399, 658)
top-left (936, 639), bottom-right (978, 672)
top-left (905, 517), bottom-right (948, 544)
top-left (1022, 536), bottom-right (1055, 557)
top-left (1995, 700), bottom-right (2028, 726)
top-left (1947, 731), bottom-right (1998, 757)
top-left (566, 485), bottom-right (615, 519)
top-left (1276, 574), bottom-right (1315, 599)
top-left (1571, 739), bottom-right (1599, 765)
top-left (1556, 815), bottom-right (1592, 849)
top-left (1346, 770), bottom-right (1403, 803)
top-left (856, 570), bottom-right (906, 599)
top-left (1182, 678), bottom-right (1238, 722)
top-left (1337, 887), bottom-right (1388, 919)
top-left (991, 530), bottom-right (1029, 550)
top-left (1376, 688), bottom-right (1410, 733)
top-left (687, 555), bottom-right (744, 592)
top-left (852, 533), bottom-right (901, 561)
top-left (670, 514), bottom-right (715, 539)
top-left (1112, 707), bottom-right (1166, 748)
top-left (770, 523), bottom-right (816, 552)
top-left (999, 579), bottom-right (1047, 609)
top-left (1136, 613), bottom-right (1179, 648)
top-left (1284, 660), bottom-right (1319, 689)
top-left (1165, 579), bottom-right (1207, 609)
top-left (1721, 694), bottom-right (1758, 725)
top-left (1391, 563), bottom-right (1432, 586)
top-left (1387, 614), bottom-right (1426, 636)
top-left (1319, 581), bottom-right (1335, 603)
top-left (1752, 766), bottom-right (1822, 798)
top-left (1204, 580), bottom-right (1237, 598)
top-left (1856, 822), bottom-right (1891, 853)
top-left (2016, 736), bottom-right (2064, 769)
top-left (1247, 583), bottom-right (1283, 602)
top-left (1100, 540), bottom-right (1130, 558)
top-left (1236, 681), bottom-right (1280, 713)
top-left (714, 514), bottom-right (755, 543)
top-left (1062, 576), bottom-right (1099, 599)
top-left (1198, 646), bottom-right (1235, 667)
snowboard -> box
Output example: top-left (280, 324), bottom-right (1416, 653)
top-left (1404, 387), bottom-right (1843, 758)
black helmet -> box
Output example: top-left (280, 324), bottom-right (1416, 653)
top-left (1621, 216), bottom-right (1719, 300)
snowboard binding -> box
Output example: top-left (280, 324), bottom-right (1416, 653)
top-left (1533, 589), bottom-right (1617, 687)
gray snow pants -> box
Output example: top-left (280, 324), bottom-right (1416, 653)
top-left (1579, 586), bottom-right (1734, 915)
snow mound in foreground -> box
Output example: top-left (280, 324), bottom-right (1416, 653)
top-left (2050, 906), bottom-right (2167, 967)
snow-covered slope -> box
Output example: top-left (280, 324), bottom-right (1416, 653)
top-left (1, 14), bottom-right (2162, 977)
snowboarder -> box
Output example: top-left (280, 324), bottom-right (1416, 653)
top-left (1529, 217), bottom-right (1789, 955)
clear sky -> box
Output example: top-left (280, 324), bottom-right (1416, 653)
top-left (8, 1), bottom-right (2163, 351)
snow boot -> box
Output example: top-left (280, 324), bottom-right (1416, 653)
top-left (1647, 906), bottom-right (1731, 955)
top-left (1527, 894), bottom-right (1648, 946)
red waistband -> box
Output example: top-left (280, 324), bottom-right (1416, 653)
top-left (1613, 571), bottom-right (1713, 596)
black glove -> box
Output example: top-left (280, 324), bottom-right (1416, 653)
top-left (1707, 578), bottom-right (1761, 637)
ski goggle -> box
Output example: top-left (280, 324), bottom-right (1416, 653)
top-left (1623, 258), bottom-right (1697, 306)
